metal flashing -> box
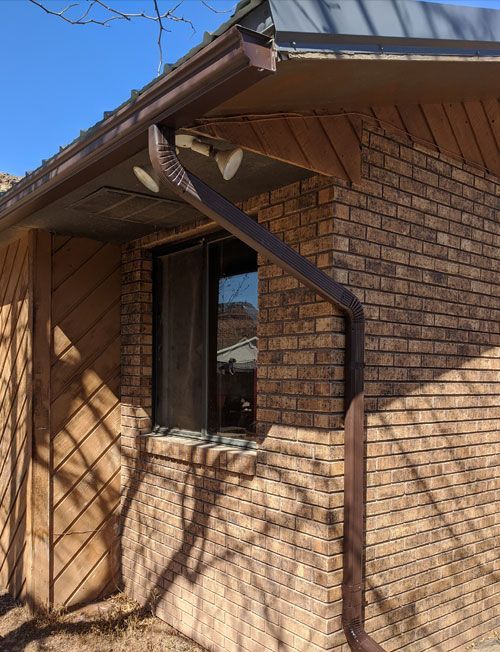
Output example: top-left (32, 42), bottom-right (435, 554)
top-left (270, 0), bottom-right (500, 56)
top-left (275, 38), bottom-right (500, 57)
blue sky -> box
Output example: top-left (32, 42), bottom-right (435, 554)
top-left (0, 0), bottom-right (235, 176)
top-left (1, 0), bottom-right (499, 177)
top-left (219, 272), bottom-right (258, 309)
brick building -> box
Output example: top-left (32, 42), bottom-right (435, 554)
top-left (0, 1), bottom-right (498, 651)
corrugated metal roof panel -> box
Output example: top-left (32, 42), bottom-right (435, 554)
top-left (270, 0), bottom-right (500, 54)
top-left (3, 0), bottom-right (499, 204)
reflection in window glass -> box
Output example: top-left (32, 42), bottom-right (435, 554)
top-left (213, 239), bottom-right (258, 438)
top-left (155, 236), bottom-right (258, 444)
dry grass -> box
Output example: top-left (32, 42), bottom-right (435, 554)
top-left (470, 633), bottom-right (500, 651)
top-left (0, 592), bottom-right (204, 652)
top-left (2, 591), bottom-right (495, 652)
top-left (465, 630), bottom-right (500, 651)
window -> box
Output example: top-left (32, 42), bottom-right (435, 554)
top-left (154, 235), bottom-right (258, 445)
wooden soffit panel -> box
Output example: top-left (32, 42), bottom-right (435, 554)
top-left (194, 98), bottom-right (500, 183)
top-left (207, 59), bottom-right (500, 117)
top-left (195, 114), bottom-right (363, 183)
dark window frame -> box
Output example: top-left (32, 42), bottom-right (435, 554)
top-left (152, 232), bottom-right (257, 450)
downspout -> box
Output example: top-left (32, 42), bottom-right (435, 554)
top-left (148, 124), bottom-right (385, 652)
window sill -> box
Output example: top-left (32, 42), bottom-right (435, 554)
top-left (139, 434), bottom-right (257, 476)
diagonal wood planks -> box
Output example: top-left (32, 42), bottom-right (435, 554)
top-left (196, 98), bottom-right (500, 183)
top-left (0, 233), bottom-right (121, 609)
top-left (50, 236), bottom-right (121, 608)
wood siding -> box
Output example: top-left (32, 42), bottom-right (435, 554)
top-left (197, 99), bottom-right (500, 183)
top-left (0, 233), bottom-right (121, 608)
top-left (50, 236), bottom-right (121, 608)
top-left (0, 235), bottom-right (30, 600)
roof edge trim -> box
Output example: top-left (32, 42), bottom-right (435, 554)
top-left (0, 25), bottom-right (275, 234)
top-left (275, 33), bottom-right (500, 57)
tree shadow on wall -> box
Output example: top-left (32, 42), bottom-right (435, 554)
top-left (0, 238), bottom-right (30, 606)
top-left (118, 430), bottom-right (347, 652)
top-left (362, 359), bottom-right (500, 651)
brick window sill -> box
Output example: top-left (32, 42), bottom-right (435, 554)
top-left (139, 434), bottom-right (257, 476)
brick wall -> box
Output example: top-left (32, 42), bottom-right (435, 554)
top-left (120, 124), bottom-right (500, 651)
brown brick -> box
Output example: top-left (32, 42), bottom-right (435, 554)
top-left (119, 123), bottom-right (499, 652)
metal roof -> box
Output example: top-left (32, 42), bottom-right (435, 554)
top-left (7, 0), bottom-right (264, 185)
top-left (2, 0), bottom-right (499, 207)
top-left (178, 0), bottom-right (500, 60)
top-left (269, 0), bottom-right (500, 55)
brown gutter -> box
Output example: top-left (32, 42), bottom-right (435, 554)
top-left (0, 26), bottom-right (275, 234)
top-left (148, 123), bottom-right (385, 652)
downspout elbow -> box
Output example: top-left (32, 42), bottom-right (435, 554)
top-left (148, 123), bottom-right (385, 652)
top-left (342, 585), bottom-right (385, 652)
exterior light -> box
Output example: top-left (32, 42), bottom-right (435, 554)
top-left (135, 136), bottom-right (243, 190)
top-left (175, 134), bottom-right (195, 150)
top-left (214, 148), bottom-right (244, 181)
top-left (132, 165), bottom-right (160, 193)
top-left (175, 134), bottom-right (243, 181)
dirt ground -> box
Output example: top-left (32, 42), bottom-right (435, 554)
top-left (0, 591), bottom-right (497, 652)
top-left (0, 592), bottom-right (203, 652)
top-left (472, 636), bottom-right (500, 651)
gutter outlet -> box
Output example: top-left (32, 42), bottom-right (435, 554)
top-left (148, 123), bottom-right (385, 652)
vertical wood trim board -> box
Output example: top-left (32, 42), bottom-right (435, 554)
top-left (0, 234), bottom-right (31, 602)
top-left (28, 230), bottom-right (52, 610)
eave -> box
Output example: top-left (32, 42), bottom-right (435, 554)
top-left (193, 53), bottom-right (500, 182)
top-left (0, 25), bottom-right (275, 237)
top-left (1, 0), bottom-right (499, 244)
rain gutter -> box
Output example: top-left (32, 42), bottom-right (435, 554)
top-left (148, 123), bottom-right (385, 652)
top-left (0, 26), bottom-right (275, 235)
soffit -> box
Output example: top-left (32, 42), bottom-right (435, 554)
top-left (197, 97), bottom-right (500, 181)
top-left (12, 146), bottom-right (310, 244)
top-left (206, 57), bottom-right (500, 118)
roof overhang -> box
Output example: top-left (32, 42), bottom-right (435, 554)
top-left (1, 0), bottom-right (499, 244)
top-left (0, 25), bottom-right (275, 238)
top-left (204, 55), bottom-right (500, 117)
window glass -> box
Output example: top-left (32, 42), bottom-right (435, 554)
top-left (155, 236), bottom-right (258, 444)
top-left (211, 239), bottom-right (258, 438)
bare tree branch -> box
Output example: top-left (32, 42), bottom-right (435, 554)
top-left (200, 0), bottom-right (234, 14)
top-left (92, 0), bottom-right (156, 21)
top-left (29, 0), bottom-right (124, 26)
top-left (153, 0), bottom-right (167, 75)
top-left (28, 0), bottom-right (199, 74)
top-left (75, 1), bottom-right (98, 23)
